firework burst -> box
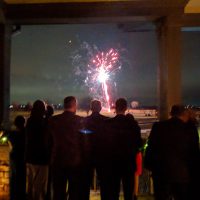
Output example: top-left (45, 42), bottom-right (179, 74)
top-left (87, 49), bottom-right (120, 111)
top-left (72, 42), bottom-right (122, 111)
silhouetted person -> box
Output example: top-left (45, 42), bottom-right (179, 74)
top-left (145, 105), bottom-right (200, 200)
top-left (45, 105), bottom-right (54, 200)
top-left (26, 100), bottom-right (49, 200)
top-left (46, 105), bottom-right (54, 120)
top-left (9, 115), bottom-right (26, 200)
top-left (82, 100), bottom-right (108, 200)
top-left (98, 98), bottom-right (141, 200)
top-left (186, 109), bottom-right (200, 199)
top-left (125, 113), bottom-right (143, 200)
top-left (48, 96), bottom-right (84, 200)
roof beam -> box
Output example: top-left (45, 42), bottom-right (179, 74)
top-left (182, 13), bottom-right (200, 27)
top-left (4, 1), bottom-right (184, 25)
top-left (3, 0), bottom-right (190, 6)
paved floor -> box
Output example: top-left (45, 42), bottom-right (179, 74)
top-left (0, 192), bottom-right (154, 200)
top-left (90, 191), bottom-right (154, 200)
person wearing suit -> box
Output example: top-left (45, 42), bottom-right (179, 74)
top-left (98, 98), bottom-right (142, 200)
top-left (48, 96), bottom-right (84, 200)
top-left (81, 100), bottom-right (108, 200)
top-left (145, 105), bottom-right (200, 200)
top-left (186, 109), bottom-right (200, 199)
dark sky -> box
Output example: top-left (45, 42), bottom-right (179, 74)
top-left (10, 24), bottom-right (200, 106)
top-left (182, 28), bottom-right (200, 106)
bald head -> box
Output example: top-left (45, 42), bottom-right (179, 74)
top-left (91, 100), bottom-right (102, 113)
top-left (170, 104), bottom-right (189, 123)
top-left (115, 98), bottom-right (127, 114)
top-left (64, 96), bottom-right (77, 113)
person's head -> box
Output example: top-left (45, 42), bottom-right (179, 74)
top-left (31, 100), bottom-right (46, 118)
top-left (170, 104), bottom-right (189, 123)
top-left (90, 100), bottom-right (102, 113)
top-left (115, 98), bottom-right (127, 114)
top-left (46, 105), bottom-right (54, 118)
top-left (64, 96), bottom-right (77, 113)
top-left (14, 115), bottom-right (25, 130)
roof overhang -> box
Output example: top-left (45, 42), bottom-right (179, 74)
top-left (2, 0), bottom-right (200, 28)
top-left (2, 0), bottom-right (189, 25)
top-left (1, 0), bottom-right (192, 6)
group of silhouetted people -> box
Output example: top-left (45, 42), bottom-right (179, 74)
top-left (47, 97), bottom-right (142, 200)
top-left (8, 96), bottom-right (200, 200)
top-left (9, 102), bottom-right (54, 200)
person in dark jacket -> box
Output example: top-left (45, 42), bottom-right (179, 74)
top-left (145, 105), bottom-right (200, 200)
top-left (45, 105), bottom-right (54, 120)
top-left (98, 98), bottom-right (142, 200)
top-left (82, 100), bottom-right (108, 200)
top-left (186, 109), bottom-right (200, 199)
top-left (45, 104), bottom-right (54, 200)
top-left (48, 96), bottom-right (84, 200)
top-left (26, 100), bottom-right (49, 200)
top-left (9, 115), bottom-right (26, 200)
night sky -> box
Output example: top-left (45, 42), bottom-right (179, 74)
top-left (10, 24), bottom-right (200, 106)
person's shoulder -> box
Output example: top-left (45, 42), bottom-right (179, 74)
top-left (99, 114), bottom-right (109, 121)
top-left (126, 113), bottom-right (135, 120)
top-left (48, 113), bottom-right (63, 123)
top-left (106, 116), bottom-right (114, 122)
top-left (106, 115), bottom-right (126, 126)
top-left (51, 114), bottom-right (60, 120)
top-left (151, 120), bottom-right (167, 130)
top-left (102, 117), bottom-right (113, 127)
top-left (155, 119), bottom-right (168, 125)
top-left (92, 113), bottom-right (109, 121)
top-left (8, 130), bottom-right (16, 140)
top-left (74, 114), bottom-right (83, 121)
top-left (126, 113), bottom-right (139, 124)
top-left (26, 117), bottom-right (35, 126)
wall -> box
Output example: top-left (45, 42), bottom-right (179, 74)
top-left (0, 145), bottom-right (9, 197)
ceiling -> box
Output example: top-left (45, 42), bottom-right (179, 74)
top-left (3, 0), bottom-right (200, 13)
top-left (4, 0), bottom-right (134, 3)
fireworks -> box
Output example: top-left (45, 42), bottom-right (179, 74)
top-left (72, 42), bottom-right (122, 111)
top-left (89, 49), bottom-right (119, 111)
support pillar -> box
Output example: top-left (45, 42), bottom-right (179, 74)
top-left (156, 16), bottom-right (182, 120)
top-left (0, 24), bottom-right (11, 129)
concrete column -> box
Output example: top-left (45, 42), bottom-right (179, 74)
top-left (156, 16), bottom-right (182, 120)
top-left (0, 24), bottom-right (11, 128)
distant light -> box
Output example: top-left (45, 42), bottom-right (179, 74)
top-left (68, 40), bottom-right (72, 44)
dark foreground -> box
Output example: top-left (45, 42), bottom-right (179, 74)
top-left (0, 193), bottom-right (154, 200)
